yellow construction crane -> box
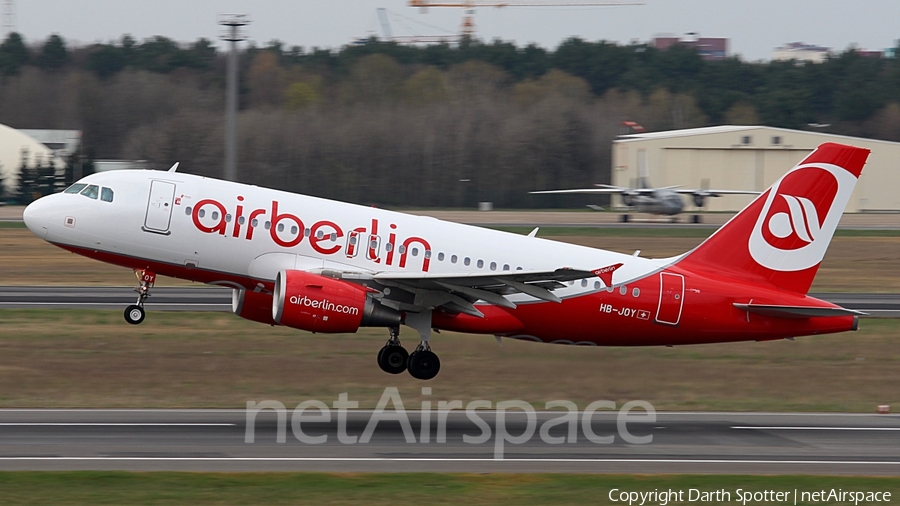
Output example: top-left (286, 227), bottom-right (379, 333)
top-left (409, 0), bottom-right (642, 38)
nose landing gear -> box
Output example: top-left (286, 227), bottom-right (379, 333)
top-left (124, 269), bottom-right (155, 325)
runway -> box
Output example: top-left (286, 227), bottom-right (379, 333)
top-left (1, 286), bottom-right (899, 317)
top-left (0, 410), bottom-right (898, 474)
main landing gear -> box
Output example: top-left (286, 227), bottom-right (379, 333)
top-left (377, 325), bottom-right (441, 380)
top-left (124, 268), bottom-right (156, 325)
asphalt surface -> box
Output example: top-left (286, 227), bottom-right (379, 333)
top-left (0, 410), bottom-right (897, 474)
top-left (1, 286), bottom-right (899, 317)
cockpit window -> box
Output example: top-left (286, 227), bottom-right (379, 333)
top-left (101, 187), bottom-right (114, 202)
top-left (64, 183), bottom-right (87, 194)
top-left (80, 185), bottom-right (99, 199)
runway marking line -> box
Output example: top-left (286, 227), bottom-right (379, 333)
top-left (0, 457), bottom-right (897, 465)
top-left (0, 423), bottom-right (235, 426)
top-left (732, 426), bottom-right (900, 431)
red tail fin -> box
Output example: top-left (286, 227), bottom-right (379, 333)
top-left (677, 142), bottom-right (869, 294)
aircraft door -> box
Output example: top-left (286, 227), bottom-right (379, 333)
top-left (143, 180), bottom-right (176, 235)
top-left (655, 272), bottom-right (684, 326)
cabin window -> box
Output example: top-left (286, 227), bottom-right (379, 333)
top-left (516, 267), bottom-right (523, 271)
top-left (438, 252), bottom-right (445, 261)
top-left (80, 185), bottom-right (99, 199)
top-left (398, 245), bottom-right (406, 254)
top-left (64, 183), bottom-right (87, 194)
top-left (290, 226), bottom-right (298, 235)
top-left (330, 233), bottom-right (337, 241)
top-left (619, 285), bottom-right (628, 295)
top-left (211, 211), bottom-right (219, 221)
top-left (185, 207), bottom-right (192, 215)
top-left (476, 259), bottom-right (484, 268)
top-left (198, 209), bottom-right (206, 218)
top-left (304, 228), bottom-right (311, 237)
top-left (385, 243), bottom-right (393, 252)
top-left (490, 262), bottom-right (497, 271)
top-left (251, 219), bottom-right (258, 227)
top-left (503, 264), bottom-right (510, 271)
top-left (264, 221), bottom-right (271, 230)
top-left (238, 216), bottom-right (245, 225)
top-left (451, 255), bottom-right (458, 264)
top-left (464, 257), bottom-right (471, 266)
top-left (594, 281), bottom-right (601, 289)
top-left (581, 279), bottom-right (588, 287)
top-left (225, 214), bottom-right (232, 223)
top-left (424, 250), bottom-right (432, 259)
top-left (277, 223), bottom-right (284, 232)
top-left (411, 247), bottom-right (419, 256)
top-left (632, 288), bottom-right (640, 297)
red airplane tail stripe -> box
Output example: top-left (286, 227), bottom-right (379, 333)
top-left (675, 142), bottom-right (869, 295)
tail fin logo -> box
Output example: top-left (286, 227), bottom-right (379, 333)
top-left (766, 194), bottom-right (823, 245)
top-left (749, 163), bottom-right (855, 272)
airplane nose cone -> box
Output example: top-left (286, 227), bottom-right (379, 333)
top-left (23, 198), bottom-right (50, 239)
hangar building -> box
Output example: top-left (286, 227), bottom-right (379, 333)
top-left (612, 126), bottom-right (900, 212)
top-left (0, 124), bottom-right (68, 196)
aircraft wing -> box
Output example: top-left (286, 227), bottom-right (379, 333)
top-left (372, 267), bottom-right (599, 315)
top-left (530, 187), bottom-right (656, 195)
top-left (674, 189), bottom-right (761, 195)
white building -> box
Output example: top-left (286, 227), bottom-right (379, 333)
top-left (612, 125), bottom-right (900, 212)
top-left (772, 42), bottom-right (830, 63)
top-left (0, 124), bottom-right (68, 196)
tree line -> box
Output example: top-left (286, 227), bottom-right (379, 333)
top-left (1, 32), bottom-right (899, 206)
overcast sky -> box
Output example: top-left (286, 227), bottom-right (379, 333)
top-left (11, 0), bottom-right (900, 61)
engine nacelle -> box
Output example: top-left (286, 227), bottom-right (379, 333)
top-left (233, 289), bottom-right (278, 326)
top-left (692, 192), bottom-right (707, 208)
top-left (272, 270), bottom-right (401, 333)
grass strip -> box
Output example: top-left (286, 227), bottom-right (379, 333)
top-left (0, 472), bottom-right (897, 505)
top-left (0, 309), bottom-right (898, 410)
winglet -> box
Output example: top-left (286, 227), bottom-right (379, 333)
top-left (527, 227), bottom-right (539, 238)
top-left (592, 263), bottom-right (623, 287)
top-left (168, 162), bottom-right (180, 172)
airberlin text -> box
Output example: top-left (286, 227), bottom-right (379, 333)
top-left (190, 197), bottom-right (432, 271)
top-left (289, 295), bottom-right (360, 316)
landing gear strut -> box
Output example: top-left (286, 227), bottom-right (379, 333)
top-left (377, 326), bottom-right (409, 374)
top-left (408, 342), bottom-right (440, 381)
top-left (124, 269), bottom-right (155, 325)
top-left (376, 324), bottom-right (441, 380)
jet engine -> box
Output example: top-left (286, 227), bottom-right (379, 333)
top-left (692, 192), bottom-right (708, 208)
top-left (272, 270), bottom-right (401, 333)
top-left (233, 289), bottom-right (278, 326)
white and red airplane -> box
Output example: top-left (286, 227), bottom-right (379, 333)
top-left (22, 142), bottom-right (868, 380)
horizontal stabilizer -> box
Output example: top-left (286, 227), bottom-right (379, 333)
top-left (733, 303), bottom-right (866, 319)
